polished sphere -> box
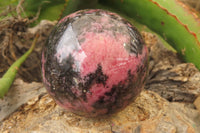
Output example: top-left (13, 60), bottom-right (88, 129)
top-left (42, 9), bottom-right (148, 117)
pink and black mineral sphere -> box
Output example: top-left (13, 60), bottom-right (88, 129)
top-left (42, 9), bottom-right (148, 117)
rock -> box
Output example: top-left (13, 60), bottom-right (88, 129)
top-left (42, 9), bottom-right (148, 117)
top-left (0, 90), bottom-right (199, 133)
top-left (0, 79), bottom-right (45, 121)
top-left (1, 25), bottom-right (200, 133)
top-left (143, 32), bottom-right (200, 103)
top-left (194, 96), bottom-right (200, 113)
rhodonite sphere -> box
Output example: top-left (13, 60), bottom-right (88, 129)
top-left (42, 9), bottom-right (148, 117)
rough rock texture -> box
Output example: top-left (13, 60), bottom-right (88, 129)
top-left (194, 96), bottom-right (200, 112)
top-left (0, 90), bottom-right (200, 133)
top-left (143, 31), bottom-right (200, 103)
top-left (0, 79), bottom-right (46, 121)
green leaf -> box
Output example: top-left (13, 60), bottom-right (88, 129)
top-left (0, 34), bottom-right (39, 98)
top-left (99, 0), bottom-right (200, 70)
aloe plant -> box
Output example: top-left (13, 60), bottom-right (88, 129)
top-left (0, 35), bottom-right (39, 98)
top-left (99, 0), bottom-right (200, 70)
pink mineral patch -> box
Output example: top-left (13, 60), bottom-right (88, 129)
top-left (42, 9), bottom-right (148, 117)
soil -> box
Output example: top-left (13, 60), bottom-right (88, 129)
top-left (0, 17), bottom-right (56, 82)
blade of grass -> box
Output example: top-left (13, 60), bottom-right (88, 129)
top-left (0, 34), bottom-right (39, 98)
